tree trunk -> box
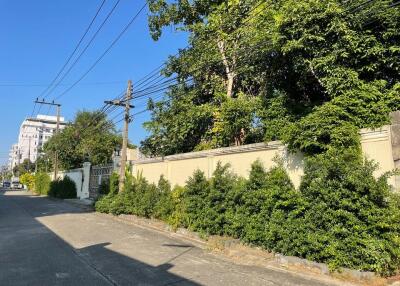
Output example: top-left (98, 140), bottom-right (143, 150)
top-left (217, 39), bottom-right (236, 98)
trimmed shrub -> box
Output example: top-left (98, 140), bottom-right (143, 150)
top-left (94, 156), bottom-right (400, 275)
top-left (183, 169), bottom-right (211, 233)
top-left (48, 176), bottom-right (77, 199)
top-left (153, 175), bottom-right (175, 221)
top-left (20, 173), bottom-right (35, 191)
top-left (291, 150), bottom-right (400, 275)
top-left (167, 185), bottom-right (187, 229)
top-left (34, 172), bottom-right (51, 195)
top-left (96, 173), bottom-right (159, 217)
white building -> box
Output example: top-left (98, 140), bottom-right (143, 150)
top-left (9, 115), bottom-right (67, 169)
top-left (8, 144), bottom-right (19, 170)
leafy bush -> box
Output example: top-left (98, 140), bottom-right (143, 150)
top-left (34, 172), bottom-right (51, 195)
top-left (95, 157), bottom-right (400, 275)
top-left (98, 179), bottom-right (110, 195)
top-left (284, 103), bottom-right (361, 156)
top-left (96, 172), bottom-right (159, 217)
top-left (153, 175), bottom-right (175, 220)
top-left (291, 150), bottom-right (400, 275)
top-left (167, 185), bottom-right (187, 229)
top-left (20, 173), bottom-right (35, 191)
top-left (109, 172), bottom-right (119, 195)
top-left (48, 176), bottom-right (77, 199)
top-left (183, 169), bottom-right (211, 232)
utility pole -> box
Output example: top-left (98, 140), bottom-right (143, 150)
top-left (105, 80), bottom-right (133, 192)
top-left (34, 99), bottom-right (61, 180)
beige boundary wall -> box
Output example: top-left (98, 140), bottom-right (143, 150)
top-left (131, 125), bottom-right (398, 190)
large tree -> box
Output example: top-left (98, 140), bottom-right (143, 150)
top-left (13, 159), bottom-right (35, 176)
top-left (44, 111), bottom-right (122, 170)
top-left (141, 0), bottom-right (400, 156)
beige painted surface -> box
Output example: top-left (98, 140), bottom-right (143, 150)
top-left (131, 126), bottom-right (398, 190)
top-left (167, 157), bottom-right (210, 186)
top-left (134, 161), bottom-right (168, 185)
top-left (360, 126), bottom-right (396, 187)
top-left (132, 143), bottom-right (305, 188)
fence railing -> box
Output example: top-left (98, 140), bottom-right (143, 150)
top-left (88, 163), bottom-right (114, 199)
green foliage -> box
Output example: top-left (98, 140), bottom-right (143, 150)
top-left (246, 159), bottom-right (267, 191)
top-left (141, 95), bottom-right (214, 156)
top-left (141, 0), bottom-right (400, 157)
top-left (20, 173), bottom-right (35, 191)
top-left (0, 169), bottom-right (12, 182)
top-left (44, 110), bottom-right (123, 170)
top-left (183, 169), bottom-right (211, 231)
top-left (98, 172), bottom-right (120, 196)
top-left (95, 157), bottom-right (400, 275)
top-left (290, 150), bottom-right (400, 275)
top-left (98, 179), bottom-right (110, 195)
top-left (211, 95), bottom-right (262, 147)
top-left (99, 1), bottom-right (400, 275)
top-left (153, 175), bottom-right (174, 220)
top-left (48, 176), bottom-right (77, 199)
top-left (167, 185), bottom-right (188, 229)
top-left (109, 172), bottom-right (119, 195)
top-left (34, 172), bottom-right (51, 195)
top-left (35, 154), bottom-right (53, 173)
top-left (284, 103), bottom-right (362, 156)
top-left (13, 159), bottom-right (35, 177)
top-left (96, 174), bottom-right (158, 217)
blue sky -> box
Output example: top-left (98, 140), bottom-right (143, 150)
top-left (0, 0), bottom-right (188, 165)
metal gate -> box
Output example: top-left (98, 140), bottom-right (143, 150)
top-left (89, 163), bottom-right (114, 199)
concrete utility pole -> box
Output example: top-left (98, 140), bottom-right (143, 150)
top-left (34, 99), bottom-right (61, 180)
top-left (104, 80), bottom-right (133, 192)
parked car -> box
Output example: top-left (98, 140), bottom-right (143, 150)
top-left (11, 181), bottom-right (22, 189)
top-left (2, 181), bottom-right (11, 188)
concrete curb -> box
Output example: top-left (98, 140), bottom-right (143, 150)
top-left (274, 254), bottom-right (377, 281)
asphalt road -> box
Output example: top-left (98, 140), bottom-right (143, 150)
top-left (0, 190), bottom-right (336, 286)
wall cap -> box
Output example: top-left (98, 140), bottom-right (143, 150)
top-left (131, 142), bottom-right (283, 164)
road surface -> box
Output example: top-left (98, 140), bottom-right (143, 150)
top-left (0, 190), bottom-right (337, 286)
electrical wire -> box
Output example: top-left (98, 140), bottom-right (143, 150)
top-left (52, 2), bottom-right (147, 101)
top-left (42, 0), bottom-right (122, 100)
top-left (34, 0), bottom-right (107, 116)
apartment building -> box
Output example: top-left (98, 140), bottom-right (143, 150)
top-left (8, 115), bottom-right (67, 169)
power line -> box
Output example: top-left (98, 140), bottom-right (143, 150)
top-left (52, 2), bottom-right (147, 101)
top-left (126, 1), bottom-right (268, 99)
top-left (0, 81), bottom-right (126, 87)
top-left (43, 0), bottom-right (122, 100)
top-left (131, 0), bottom-right (392, 101)
top-left (29, 0), bottom-right (391, 158)
top-left (34, 0), bottom-right (107, 116)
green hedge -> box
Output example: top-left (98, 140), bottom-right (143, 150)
top-left (34, 172), bottom-right (51, 195)
top-left (95, 157), bottom-right (400, 275)
top-left (48, 176), bottom-right (77, 199)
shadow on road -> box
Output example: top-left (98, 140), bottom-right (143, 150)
top-left (0, 190), bottom-right (200, 286)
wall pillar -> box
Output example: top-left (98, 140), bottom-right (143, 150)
top-left (390, 111), bottom-right (400, 191)
top-left (81, 162), bottom-right (91, 199)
